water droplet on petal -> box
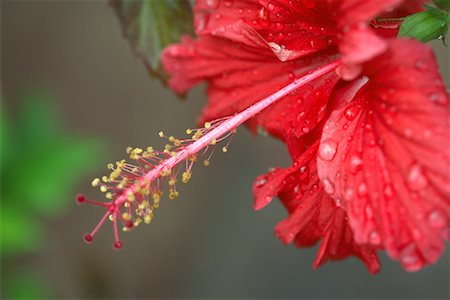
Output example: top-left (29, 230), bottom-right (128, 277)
top-left (255, 178), bottom-right (267, 188)
top-left (344, 106), bottom-right (359, 121)
top-left (223, 0), bottom-right (233, 7)
top-left (369, 230), bottom-right (381, 245)
top-left (358, 183), bottom-right (368, 196)
top-left (429, 92), bottom-right (447, 105)
top-left (322, 177), bottom-right (335, 194)
top-left (318, 139), bottom-right (338, 161)
top-left (383, 184), bottom-right (395, 198)
top-left (400, 244), bottom-right (420, 270)
top-left (258, 7), bottom-right (270, 27)
top-left (349, 155), bottom-right (363, 174)
top-left (428, 210), bottom-right (446, 228)
top-left (415, 60), bottom-right (425, 70)
top-left (206, 0), bottom-right (219, 9)
top-left (267, 2), bottom-right (275, 10)
top-left (407, 164), bottom-right (428, 191)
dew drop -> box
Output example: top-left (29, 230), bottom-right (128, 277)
top-left (254, 178), bottom-right (267, 188)
top-left (206, 0), bottom-right (219, 9)
top-left (400, 244), bottom-right (420, 269)
top-left (383, 184), bottom-right (395, 198)
top-left (428, 210), bottom-right (446, 228)
top-left (407, 164), bottom-right (428, 191)
top-left (267, 2), bottom-right (275, 10)
top-left (334, 198), bottom-right (342, 207)
top-left (258, 7), bottom-right (270, 27)
top-left (349, 154), bottom-right (363, 174)
top-left (358, 183), bottom-right (368, 196)
top-left (318, 139), bottom-right (338, 161)
top-left (223, 0), bottom-right (233, 7)
top-left (344, 106), bottom-right (359, 121)
top-left (429, 92), bottom-right (447, 105)
top-left (322, 177), bottom-right (335, 194)
top-left (415, 60), bottom-right (425, 70)
top-left (369, 230), bottom-right (381, 245)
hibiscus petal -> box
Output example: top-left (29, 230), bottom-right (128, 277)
top-left (162, 34), bottom-right (340, 140)
top-left (255, 139), bottom-right (380, 273)
top-left (317, 39), bottom-right (450, 271)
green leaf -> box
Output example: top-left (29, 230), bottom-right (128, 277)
top-left (111, 0), bottom-right (194, 82)
top-left (398, 9), bottom-right (449, 43)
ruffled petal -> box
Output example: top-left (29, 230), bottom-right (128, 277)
top-left (162, 34), bottom-right (340, 140)
top-left (316, 39), bottom-right (450, 271)
top-left (254, 139), bottom-right (380, 273)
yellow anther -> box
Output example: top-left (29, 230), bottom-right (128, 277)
top-left (144, 214), bottom-right (152, 224)
top-left (109, 169), bottom-right (121, 180)
top-left (210, 139), bottom-right (217, 145)
top-left (130, 148), bottom-right (143, 160)
top-left (169, 190), bottom-right (179, 200)
top-left (152, 193), bottom-right (161, 204)
top-left (122, 226), bottom-right (130, 232)
top-left (134, 217), bottom-right (142, 227)
top-left (182, 171), bottom-right (191, 184)
top-left (143, 151), bottom-right (154, 158)
top-left (222, 146), bottom-right (228, 153)
top-left (127, 191), bottom-right (135, 202)
top-left (117, 159), bottom-right (126, 169)
top-left (109, 214), bottom-right (114, 221)
top-left (126, 146), bottom-right (133, 154)
top-left (91, 178), bottom-right (100, 187)
top-left (122, 213), bottom-right (132, 221)
top-left (141, 188), bottom-right (150, 196)
top-left (173, 139), bottom-right (182, 147)
top-left (168, 136), bottom-right (175, 142)
top-left (170, 151), bottom-right (177, 157)
top-left (204, 122), bottom-right (211, 129)
top-left (107, 163), bottom-right (114, 170)
top-left (203, 159), bottom-right (210, 167)
top-left (168, 178), bottom-right (177, 186)
top-left (146, 146), bottom-right (154, 153)
top-left (102, 176), bottom-right (109, 183)
top-left (158, 131), bottom-right (164, 138)
top-left (165, 144), bottom-right (172, 151)
top-left (105, 192), bottom-right (112, 199)
top-left (160, 168), bottom-right (172, 177)
top-left (124, 202), bottom-right (130, 208)
top-left (100, 186), bottom-right (107, 193)
top-left (193, 130), bottom-right (203, 140)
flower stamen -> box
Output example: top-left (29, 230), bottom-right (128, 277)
top-left (77, 60), bottom-right (341, 248)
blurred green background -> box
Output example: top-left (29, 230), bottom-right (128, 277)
top-left (1, 1), bottom-right (449, 299)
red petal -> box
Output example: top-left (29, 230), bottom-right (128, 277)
top-left (317, 39), bottom-right (450, 271)
top-left (162, 34), bottom-right (340, 140)
top-left (258, 139), bottom-right (380, 273)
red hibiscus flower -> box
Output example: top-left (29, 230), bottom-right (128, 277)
top-left (161, 0), bottom-right (449, 272)
top-left (162, 0), bottom-right (449, 273)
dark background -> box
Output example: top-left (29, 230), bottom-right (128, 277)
top-left (2, 1), bottom-right (449, 299)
